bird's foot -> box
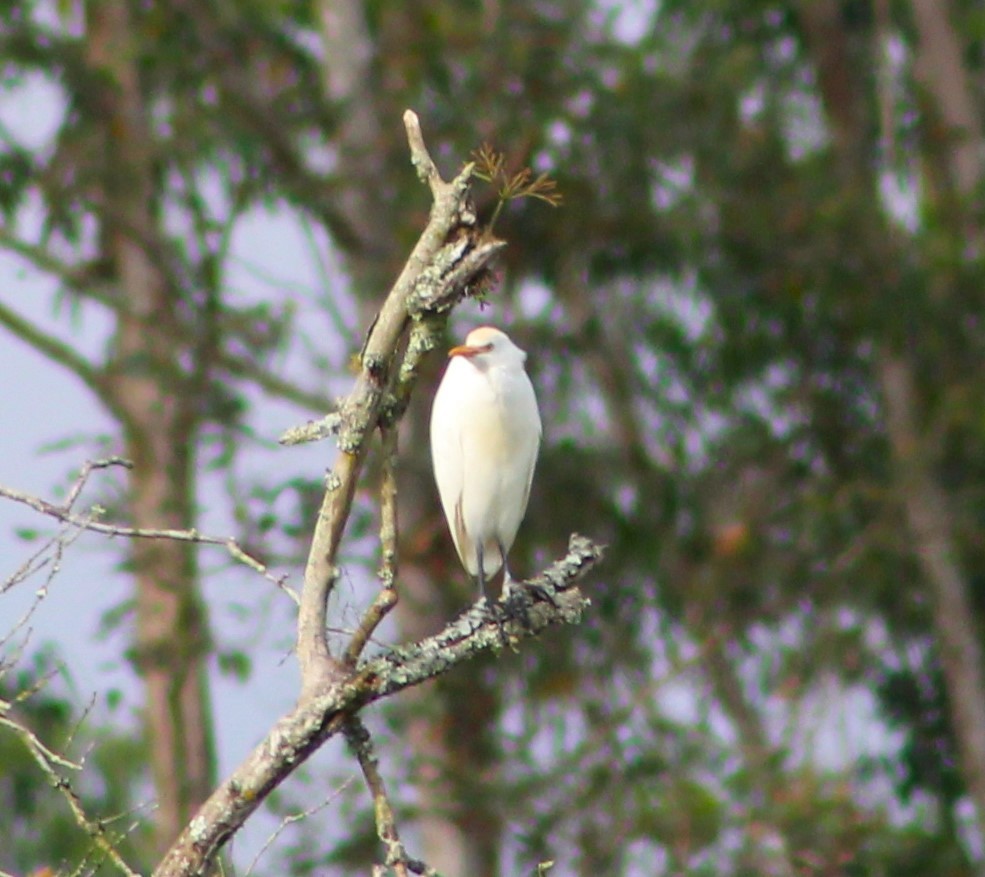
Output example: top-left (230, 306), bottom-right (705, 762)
top-left (499, 583), bottom-right (536, 634)
top-left (492, 601), bottom-right (513, 650)
top-left (474, 595), bottom-right (511, 648)
top-left (502, 577), bottom-right (559, 612)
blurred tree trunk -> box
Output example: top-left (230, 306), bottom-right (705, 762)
top-left (910, 0), bottom-right (982, 197)
top-left (84, 0), bottom-right (215, 854)
top-left (878, 354), bottom-right (985, 846)
top-left (318, 4), bottom-right (500, 873)
top-left (801, 0), bottom-right (985, 848)
top-left (902, 0), bottom-right (985, 845)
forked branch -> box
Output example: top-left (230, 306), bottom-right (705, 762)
top-left (295, 110), bottom-right (502, 697)
top-left (0, 110), bottom-right (601, 877)
top-left (153, 535), bottom-right (601, 877)
top-left (153, 110), bottom-right (601, 877)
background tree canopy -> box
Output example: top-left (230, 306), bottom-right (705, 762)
top-left (2, 1), bottom-right (985, 875)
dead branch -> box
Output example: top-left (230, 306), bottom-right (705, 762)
top-left (294, 109), bottom-right (503, 698)
top-left (243, 778), bottom-right (355, 877)
top-left (343, 717), bottom-right (433, 877)
top-left (1, 109), bottom-right (598, 877)
top-left (0, 459), bottom-right (297, 605)
top-left (1, 512), bottom-right (91, 662)
top-left (152, 534), bottom-right (601, 877)
top-left (344, 426), bottom-right (399, 666)
top-left (279, 412), bottom-right (343, 446)
top-left (148, 111), bottom-right (600, 877)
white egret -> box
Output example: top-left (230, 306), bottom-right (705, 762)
top-left (430, 326), bottom-right (541, 602)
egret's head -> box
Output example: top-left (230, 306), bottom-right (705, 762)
top-left (448, 326), bottom-right (527, 369)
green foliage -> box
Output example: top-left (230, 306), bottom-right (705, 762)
top-left (0, 145), bottom-right (32, 217)
top-left (323, 0), bottom-right (985, 871)
top-left (217, 649), bottom-right (252, 682)
top-left (877, 661), bottom-right (964, 806)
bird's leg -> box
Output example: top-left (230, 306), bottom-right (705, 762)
top-left (475, 543), bottom-right (487, 603)
top-left (498, 541), bottom-right (516, 598)
top-left (497, 542), bottom-right (532, 633)
top-left (474, 541), bottom-right (511, 645)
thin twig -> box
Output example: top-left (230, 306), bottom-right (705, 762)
top-left (0, 465), bottom-right (298, 605)
top-left (343, 717), bottom-right (437, 877)
top-left (3, 526), bottom-right (63, 593)
top-left (0, 707), bottom-right (140, 877)
top-left (344, 427), bottom-right (400, 666)
top-left (63, 456), bottom-right (133, 510)
top-left (296, 109), bottom-right (490, 697)
top-left (1, 516), bottom-right (89, 658)
top-left (63, 695), bottom-right (98, 757)
top-left (0, 705), bottom-right (82, 771)
top-left (243, 777), bottom-right (356, 877)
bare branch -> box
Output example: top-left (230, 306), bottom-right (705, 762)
top-left (153, 535), bottom-right (603, 877)
top-left (145, 111), bottom-right (599, 877)
top-left (0, 462), bottom-right (297, 604)
top-left (2, 524), bottom-right (69, 595)
top-left (360, 535), bottom-right (601, 688)
top-left (2, 514), bottom-right (90, 662)
top-left (0, 704), bottom-right (82, 772)
top-left (344, 426), bottom-right (399, 666)
top-left (296, 110), bottom-right (499, 697)
top-left (279, 412), bottom-right (343, 446)
top-left (344, 718), bottom-right (433, 877)
top-left (403, 109), bottom-right (446, 194)
top-left (405, 238), bottom-right (506, 315)
top-left (244, 778), bottom-right (355, 877)
top-left (377, 427), bottom-right (400, 585)
top-left (63, 457), bottom-right (133, 510)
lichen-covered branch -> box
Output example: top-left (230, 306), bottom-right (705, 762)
top-left (1, 108), bottom-right (599, 877)
top-left (152, 535), bottom-right (602, 877)
top-left (344, 717), bottom-right (430, 877)
top-left (279, 412), bottom-right (344, 446)
top-left (344, 426), bottom-right (400, 666)
top-left (295, 110), bottom-right (503, 697)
